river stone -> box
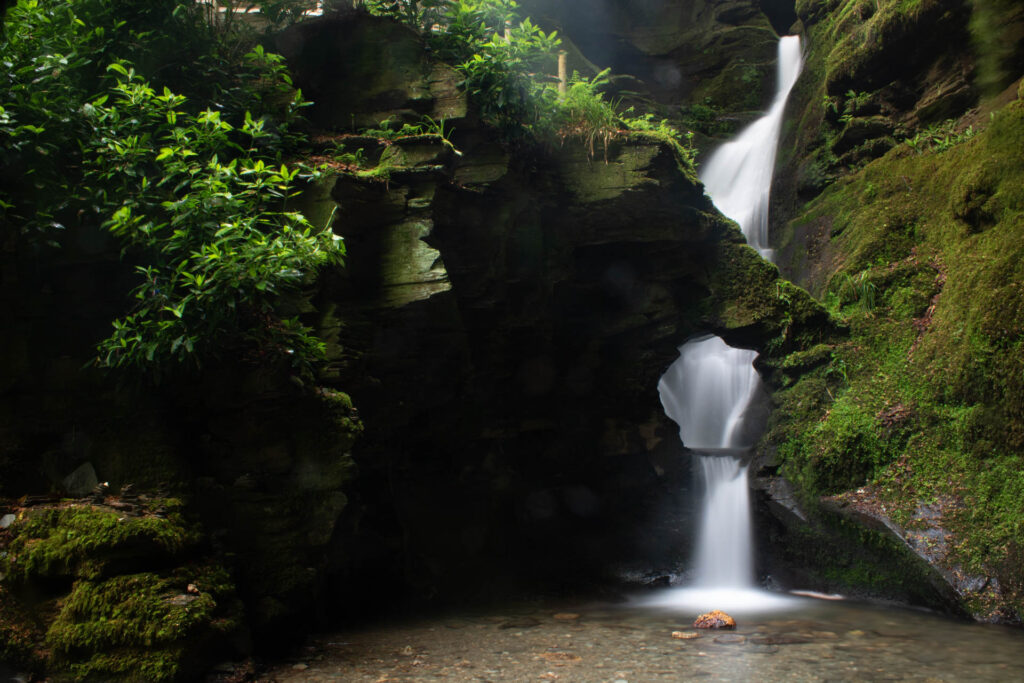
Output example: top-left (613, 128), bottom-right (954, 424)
top-left (671, 631), bottom-right (700, 639)
top-left (713, 634), bottom-right (746, 644)
top-left (62, 462), bottom-right (98, 497)
top-left (750, 634), bottom-right (811, 645)
top-left (0, 513), bottom-right (15, 529)
top-left (693, 610), bottom-right (736, 629)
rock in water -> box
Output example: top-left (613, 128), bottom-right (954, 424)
top-left (671, 631), bottom-right (700, 640)
top-left (693, 610), bottom-right (736, 629)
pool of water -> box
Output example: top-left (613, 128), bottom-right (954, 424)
top-left (255, 591), bottom-right (1024, 682)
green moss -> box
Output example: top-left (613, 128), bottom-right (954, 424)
top-left (44, 564), bottom-right (239, 682)
top-left (3, 505), bottom-right (198, 582)
top-left (769, 98), bottom-right (1024, 618)
top-left (707, 242), bottom-right (836, 354)
top-left (1, 503), bottom-right (244, 681)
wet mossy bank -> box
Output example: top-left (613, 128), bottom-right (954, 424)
top-left (762, 92), bottom-right (1024, 623)
top-left (758, 0), bottom-right (1024, 623)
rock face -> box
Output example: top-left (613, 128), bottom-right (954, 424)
top-left (278, 11), bottom-right (826, 604)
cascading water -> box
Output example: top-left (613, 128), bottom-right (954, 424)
top-left (647, 35), bottom-right (804, 612)
top-left (699, 35), bottom-right (804, 262)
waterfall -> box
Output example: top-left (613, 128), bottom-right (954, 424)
top-left (657, 336), bottom-right (760, 450)
top-left (699, 35), bottom-right (804, 261)
top-left (648, 36), bottom-right (803, 611)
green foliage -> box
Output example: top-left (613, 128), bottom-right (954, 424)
top-left (621, 109), bottom-right (697, 170)
top-left (362, 114), bottom-right (455, 144)
top-left (679, 99), bottom-right (735, 138)
top-left (1, 0), bottom-right (343, 379)
top-left (361, 0), bottom-right (453, 29)
top-left (86, 62), bottom-right (343, 376)
top-left (0, 0), bottom-right (211, 239)
top-left (835, 270), bottom-right (877, 311)
top-left (903, 119), bottom-right (977, 154)
top-left (437, 3), bottom-right (562, 140)
top-left (554, 69), bottom-right (620, 155)
top-left (359, 0), bottom-right (696, 161)
top-left (211, 0), bottom-right (321, 32)
top-left (844, 89), bottom-right (872, 115)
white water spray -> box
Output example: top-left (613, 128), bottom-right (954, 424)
top-left (648, 36), bottom-right (804, 613)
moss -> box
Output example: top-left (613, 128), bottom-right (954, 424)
top-left (707, 242), bottom-right (836, 354)
top-left (1, 502), bottom-right (244, 680)
top-left (769, 98), bottom-right (1024, 618)
top-left (45, 566), bottom-right (235, 682)
top-left (2, 505), bottom-right (198, 582)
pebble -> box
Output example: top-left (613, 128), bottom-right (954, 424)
top-left (0, 514), bottom-right (15, 529)
top-left (291, 663), bottom-right (308, 671)
top-left (671, 631), bottom-right (700, 640)
top-left (553, 613), bottom-right (580, 621)
top-left (713, 634), bottom-right (746, 645)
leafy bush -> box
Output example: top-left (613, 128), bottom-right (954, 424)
top-left (1, 1), bottom-right (342, 379)
top-left (87, 62), bottom-right (343, 375)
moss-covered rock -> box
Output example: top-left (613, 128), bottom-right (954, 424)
top-left (764, 96), bottom-right (1024, 621)
top-left (0, 503), bottom-right (243, 681)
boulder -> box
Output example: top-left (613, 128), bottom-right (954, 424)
top-left (693, 610), bottom-right (737, 629)
top-left (61, 462), bottom-right (98, 497)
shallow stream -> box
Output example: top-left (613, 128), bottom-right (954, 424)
top-left (256, 593), bottom-right (1024, 682)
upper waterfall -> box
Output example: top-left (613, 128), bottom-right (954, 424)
top-left (699, 35), bottom-right (804, 261)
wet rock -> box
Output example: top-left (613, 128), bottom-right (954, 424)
top-left (671, 631), bottom-right (700, 640)
top-left (538, 652), bottom-right (581, 663)
top-left (0, 513), bottom-right (15, 529)
top-left (693, 610), bottom-right (736, 629)
top-left (90, 481), bottom-right (109, 505)
top-left (748, 643), bottom-right (780, 654)
top-left (119, 483), bottom-right (138, 502)
top-left (713, 633), bottom-right (746, 644)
